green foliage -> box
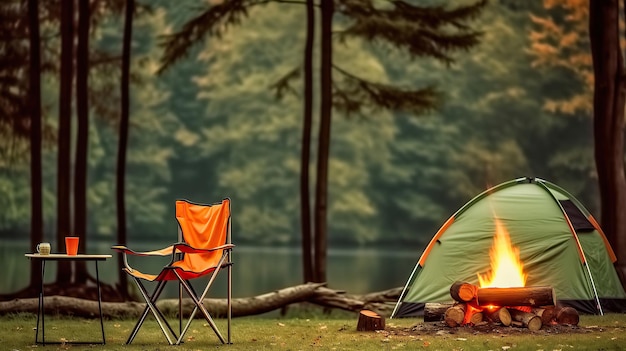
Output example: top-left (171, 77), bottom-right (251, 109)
top-left (0, 1), bottom-right (605, 252)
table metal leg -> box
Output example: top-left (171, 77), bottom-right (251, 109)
top-left (96, 261), bottom-right (105, 344)
top-left (35, 260), bottom-right (47, 345)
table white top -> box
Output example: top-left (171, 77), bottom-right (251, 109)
top-left (25, 253), bottom-right (112, 260)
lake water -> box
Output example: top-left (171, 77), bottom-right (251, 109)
top-left (1, 240), bottom-right (420, 301)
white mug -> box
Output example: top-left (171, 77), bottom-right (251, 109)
top-left (36, 242), bottom-right (51, 255)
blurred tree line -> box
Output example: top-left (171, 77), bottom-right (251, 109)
top-left (0, 0), bottom-right (604, 253)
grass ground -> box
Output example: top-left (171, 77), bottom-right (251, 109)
top-left (1, 312), bottom-right (624, 351)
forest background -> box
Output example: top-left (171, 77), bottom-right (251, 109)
top-left (1, 0), bottom-right (618, 295)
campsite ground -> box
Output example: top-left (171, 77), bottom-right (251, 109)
top-left (1, 312), bottom-right (624, 350)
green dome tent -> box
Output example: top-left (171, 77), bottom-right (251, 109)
top-left (392, 177), bottom-right (626, 317)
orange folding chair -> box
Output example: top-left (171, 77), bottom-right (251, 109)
top-left (112, 198), bottom-right (233, 345)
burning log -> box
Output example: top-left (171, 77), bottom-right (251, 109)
top-left (450, 281), bottom-right (478, 302)
top-left (443, 302), bottom-right (484, 326)
top-left (555, 306), bottom-right (579, 326)
top-left (509, 308), bottom-right (542, 331)
top-left (356, 309), bottom-right (385, 331)
top-left (485, 307), bottom-right (512, 326)
top-left (476, 286), bottom-right (555, 307)
top-left (470, 311), bottom-right (484, 325)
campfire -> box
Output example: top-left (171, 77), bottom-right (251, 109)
top-left (424, 219), bottom-right (579, 330)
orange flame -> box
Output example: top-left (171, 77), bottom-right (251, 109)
top-left (477, 218), bottom-right (526, 288)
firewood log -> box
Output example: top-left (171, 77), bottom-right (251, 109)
top-left (485, 307), bottom-right (512, 326)
top-left (450, 281), bottom-right (478, 302)
top-left (532, 306), bottom-right (556, 325)
top-left (424, 302), bottom-right (455, 322)
top-left (509, 308), bottom-right (542, 331)
top-left (356, 309), bottom-right (385, 331)
top-left (470, 311), bottom-right (484, 325)
top-left (444, 304), bottom-right (466, 327)
top-left (555, 306), bottom-right (579, 326)
top-left (476, 286), bottom-right (555, 307)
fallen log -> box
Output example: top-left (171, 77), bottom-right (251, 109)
top-left (476, 286), bottom-right (556, 307)
top-left (0, 283), bottom-right (402, 318)
top-left (312, 286), bottom-right (402, 316)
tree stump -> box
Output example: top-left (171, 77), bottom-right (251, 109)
top-left (356, 309), bottom-right (385, 331)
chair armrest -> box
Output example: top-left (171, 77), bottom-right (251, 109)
top-left (172, 243), bottom-right (235, 254)
top-left (111, 245), bottom-right (176, 256)
top-left (111, 245), bottom-right (180, 274)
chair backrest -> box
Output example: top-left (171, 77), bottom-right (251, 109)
top-left (175, 198), bottom-right (231, 272)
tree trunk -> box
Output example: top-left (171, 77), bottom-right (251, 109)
top-left (115, 0), bottom-right (135, 299)
top-left (313, 0), bottom-right (334, 284)
top-left (589, 0), bottom-right (626, 284)
top-left (56, 0), bottom-right (74, 284)
top-left (28, 0), bottom-right (43, 291)
top-left (300, 0), bottom-right (315, 284)
top-left (74, 0), bottom-right (90, 284)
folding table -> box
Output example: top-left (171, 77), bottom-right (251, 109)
top-left (25, 253), bottom-right (111, 345)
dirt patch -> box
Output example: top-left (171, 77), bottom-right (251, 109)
top-left (386, 321), bottom-right (601, 337)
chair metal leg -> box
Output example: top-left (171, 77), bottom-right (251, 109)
top-left (174, 270), bottom-right (225, 345)
top-left (126, 279), bottom-right (178, 345)
top-left (227, 262), bottom-right (232, 344)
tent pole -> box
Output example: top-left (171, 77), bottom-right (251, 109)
top-left (390, 263), bottom-right (420, 319)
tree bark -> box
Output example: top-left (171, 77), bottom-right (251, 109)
top-left (589, 0), bottom-right (626, 283)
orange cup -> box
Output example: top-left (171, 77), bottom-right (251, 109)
top-left (65, 236), bottom-right (79, 256)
